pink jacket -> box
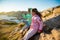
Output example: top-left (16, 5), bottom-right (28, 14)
top-left (30, 15), bottom-right (43, 32)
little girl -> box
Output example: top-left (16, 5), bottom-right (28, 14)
top-left (21, 8), bottom-right (43, 40)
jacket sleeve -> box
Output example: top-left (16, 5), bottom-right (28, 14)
top-left (36, 17), bottom-right (43, 31)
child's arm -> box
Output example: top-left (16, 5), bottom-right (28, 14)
top-left (36, 18), bottom-right (43, 32)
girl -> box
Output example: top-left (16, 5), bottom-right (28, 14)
top-left (21, 8), bottom-right (43, 40)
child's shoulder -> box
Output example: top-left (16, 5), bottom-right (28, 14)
top-left (33, 16), bottom-right (40, 20)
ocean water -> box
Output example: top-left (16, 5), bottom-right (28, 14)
top-left (0, 15), bottom-right (21, 23)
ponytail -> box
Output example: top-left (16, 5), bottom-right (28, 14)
top-left (32, 8), bottom-right (42, 20)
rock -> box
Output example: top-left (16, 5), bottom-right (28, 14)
top-left (51, 29), bottom-right (60, 40)
top-left (39, 33), bottom-right (54, 40)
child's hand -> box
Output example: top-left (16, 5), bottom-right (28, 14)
top-left (38, 30), bottom-right (42, 33)
top-left (38, 31), bottom-right (40, 33)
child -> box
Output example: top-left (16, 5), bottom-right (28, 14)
top-left (21, 8), bottom-right (43, 40)
top-left (19, 9), bottom-right (32, 33)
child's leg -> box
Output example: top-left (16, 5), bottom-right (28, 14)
top-left (22, 29), bottom-right (37, 40)
top-left (20, 24), bottom-right (30, 34)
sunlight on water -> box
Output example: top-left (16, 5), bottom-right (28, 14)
top-left (0, 15), bottom-right (21, 23)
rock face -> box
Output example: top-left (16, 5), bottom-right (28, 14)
top-left (42, 6), bottom-right (60, 29)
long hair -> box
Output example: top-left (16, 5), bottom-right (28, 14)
top-left (32, 8), bottom-right (42, 20)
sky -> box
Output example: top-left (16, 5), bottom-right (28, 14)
top-left (0, 0), bottom-right (60, 12)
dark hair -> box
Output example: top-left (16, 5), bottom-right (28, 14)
top-left (32, 8), bottom-right (42, 20)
